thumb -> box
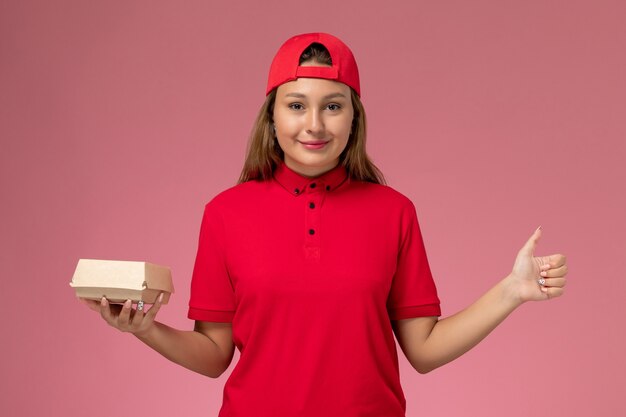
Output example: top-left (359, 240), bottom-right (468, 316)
top-left (519, 226), bottom-right (542, 256)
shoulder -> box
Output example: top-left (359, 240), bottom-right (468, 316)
top-left (348, 180), bottom-right (416, 212)
top-left (204, 179), bottom-right (270, 211)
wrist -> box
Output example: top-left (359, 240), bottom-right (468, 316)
top-left (500, 274), bottom-right (525, 309)
top-left (134, 321), bottom-right (159, 342)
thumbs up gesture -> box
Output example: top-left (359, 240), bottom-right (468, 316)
top-left (509, 227), bottom-right (568, 303)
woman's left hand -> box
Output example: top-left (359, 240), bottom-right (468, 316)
top-left (508, 227), bottom-right (568, 303)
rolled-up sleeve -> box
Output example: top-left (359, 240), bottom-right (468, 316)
top-left (387, 200), bottom-right (441, 320)
top-left (188, 201), bottom-right (235, 322)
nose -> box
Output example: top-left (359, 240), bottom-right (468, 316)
top-left (305, 109), bottom-right (325, 137)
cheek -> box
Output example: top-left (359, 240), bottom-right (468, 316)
top-left (275, 135), bottom-right (290, 152)
top-left (334, 116), bottom-right (353, 140)
top-left (274, 108), bottom-right (300, 133)
top-left (274, 119), bottom-right (298, 149)
top-left (275, 127), bottom-right (298, 148)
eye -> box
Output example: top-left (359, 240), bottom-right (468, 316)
top-left (326, 103), bottom-right (341, 111)
top-left (288, 103), bottom-right (304, 110)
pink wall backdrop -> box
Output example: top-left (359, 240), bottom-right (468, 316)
top-left (2, 1), bottom-right (624, 416)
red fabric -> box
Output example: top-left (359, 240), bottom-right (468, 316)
top-left (188, 161), bottom-right (440, 417)
top-left (266, 32), bottom-right (361, 96)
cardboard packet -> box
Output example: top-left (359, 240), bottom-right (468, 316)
top-left (70, 259), bottom-right (174, 304)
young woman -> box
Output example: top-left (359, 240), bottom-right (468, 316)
top-left (80, 33), bottom-right (567, 417)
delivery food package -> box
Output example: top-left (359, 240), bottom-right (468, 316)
top-left (70, 259), bottom-right (174, 304)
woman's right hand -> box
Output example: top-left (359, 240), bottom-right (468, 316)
top-left (79, 293), bottom-right (164, 338)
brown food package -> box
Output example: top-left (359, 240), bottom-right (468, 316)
top-left (70, 259), bottom-right (174, 304)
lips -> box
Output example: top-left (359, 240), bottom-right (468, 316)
top-left (299, 140), bottom-right (329, 150)
top-left (299, 140), bottom-right (329, 145)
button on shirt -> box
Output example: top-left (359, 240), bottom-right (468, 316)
top-left (188, 161), bottom-right (441, 417)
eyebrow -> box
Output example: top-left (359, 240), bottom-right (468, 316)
top-left (284, 92), bottom-right (348, 100)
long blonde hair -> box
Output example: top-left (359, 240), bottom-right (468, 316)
top-left (238, 44), bottom-right (385, 185)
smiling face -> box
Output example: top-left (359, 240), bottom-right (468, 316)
top-left (273, 76), bottom-right (354, 178)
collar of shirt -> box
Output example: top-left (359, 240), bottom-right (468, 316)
top-left (273, 160), bottom-right (349, 196)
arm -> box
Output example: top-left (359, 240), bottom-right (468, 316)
top-left (393, 227), bottom-right (567, 374)
top-left (80, 295), bottom-right (235, 378)
top-left (134, 320), bottom-right (235, 378)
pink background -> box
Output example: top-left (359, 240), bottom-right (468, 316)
top-left (1, 1), bottom-right (624, 416)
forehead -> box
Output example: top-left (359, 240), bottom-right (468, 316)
top-left (276, 77), bottom-right (351, 98)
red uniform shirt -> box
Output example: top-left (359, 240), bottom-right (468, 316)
top-left (188, 161), bottom-right (441, 417)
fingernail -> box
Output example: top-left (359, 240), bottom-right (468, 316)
top-left (541, 286), bottom-right (548, 293)
top-left (537, 225), bottom-right (542, 231)
top-left (124, 299), bottom-right (131, 308)
top-left (158, 293), bottom-right (164, 302)
top-left (101, 297), bottom-right (106, 306)
top-left (540, 271), bottom-right (547, 276)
